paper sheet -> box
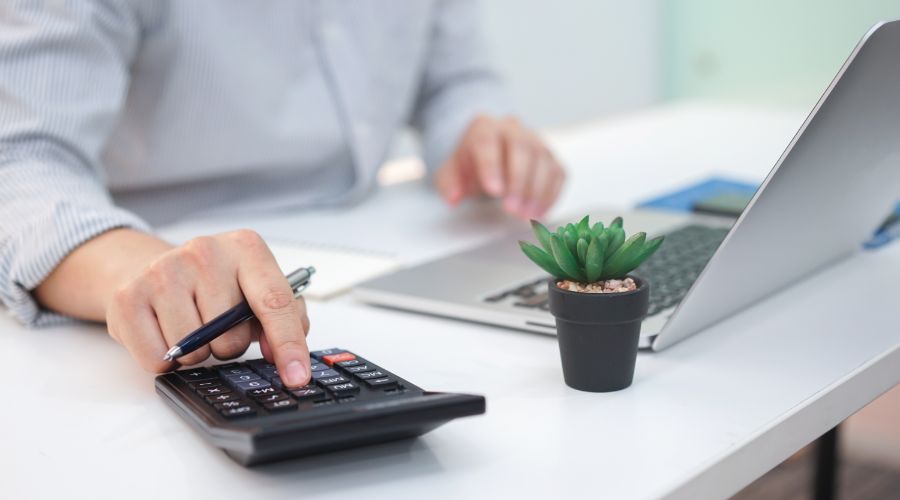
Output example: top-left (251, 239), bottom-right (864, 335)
top-left (266, 240), bottom-right (401, 300)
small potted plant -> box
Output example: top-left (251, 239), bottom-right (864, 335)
top-left (519, 216), bottom-right (664, 392)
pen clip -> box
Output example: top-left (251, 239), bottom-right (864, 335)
top-left (292, 280), bottom-right (311, 298)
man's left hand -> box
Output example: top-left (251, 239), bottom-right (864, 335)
top-left (434, 115), bottom-right (566, 219)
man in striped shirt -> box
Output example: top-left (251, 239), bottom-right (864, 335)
top-left (0, 1), bottom-right (566, 388)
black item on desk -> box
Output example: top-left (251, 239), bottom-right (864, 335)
top-left (155, 348), bottom-right (485, 465)
top-left (691, 192), bottom-right (753, 218)
top-left (548, 277), bottom-right (649, 392)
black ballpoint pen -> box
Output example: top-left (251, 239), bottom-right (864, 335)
top-left (162, 266), bottom-right (316, 362)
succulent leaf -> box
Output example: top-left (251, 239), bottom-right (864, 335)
top-left (519, 241), bottom-right (566, 278)
top-left (603, 232), bottom-right (646, 278)
top-left (576, 215), bottom-right (590, 234)
top-left (550, 234), bottom-right (586, 281)
top-left (610, 216), bottom-right (623, 229)
top-left (530, 220), bottom-right (554, 254)
top-left (605, 226), bottom-right (626, 258)
top-left (624, 236), bottom-right (664, 273)
top-left (576, 238), bottom-right (588, 265)
top-left (563, 225), bottom-right (578, 254)
top-left (585, 235), bottom-right (607, 282)
top-left (591, 222), bottom-right (604, 237)
top-left (595, 230), bottom-right (610, 250)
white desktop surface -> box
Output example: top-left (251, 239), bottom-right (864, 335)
top-left (3, 102), bottom-right (898, 499)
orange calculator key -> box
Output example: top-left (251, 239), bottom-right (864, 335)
top-left (322, 352), bottom-right (356, 366)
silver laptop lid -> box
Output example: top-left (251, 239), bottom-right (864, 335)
top-left (653, 20), bottom-right (900, 350)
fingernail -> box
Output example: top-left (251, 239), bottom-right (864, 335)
top-left (526, 202), bottom-right (544, 217)
top-left (284, 360), bottom-right (308, 387)
top-left (489, 176), bottom-right (504, 196)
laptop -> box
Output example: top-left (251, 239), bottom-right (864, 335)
top-left (355, 20), bottom-right (900, 351)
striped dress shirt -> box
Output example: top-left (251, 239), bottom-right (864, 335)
top-left (0, 0), bottom-right (510, 326)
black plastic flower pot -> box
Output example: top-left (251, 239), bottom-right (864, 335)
top-left (547, 276), bottom-right (649, 392)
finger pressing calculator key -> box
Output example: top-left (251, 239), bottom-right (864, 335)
top-left (156, 348), bottom-right (485, 465)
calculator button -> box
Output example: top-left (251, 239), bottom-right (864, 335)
top-left (219, 405), bottom-right (256, 418)
top-left (355, 370), bottom-right (388, 380)
top-left (254, 392), bottom-right (289, 404)
top-left (310, 363), bottom-right (329, 373)
top-left (225, 373), bottom-right (261, 383)
top-left (205, 392), bottom-right (241, 404)
top-left (289, 386), bottom-right (327, 401)
top-left (214, 400), bottom-right (247, 411)
top-left (363, 377), bottom-right (398, 388)
top-left (311, 369), bottom-right (339, 379)
top-left (325, 382), bottom-right (360, 396)
top-left (190, 380), bottom-right (224, 390)
top-left (322, 352), bottom-right (356, 366)
top-left (246, 386), bottom-right (280, 398)
top-left (344, 364), bottom-right (375, 374)
top-left (258, 368), bottom-right (279, 380)
top-left (311, 348), bottom-right (344, 358)
top-left (246, 359), bottom-right (276, 371)
top-left (196, 385), bottom-right (232, 396)
top-left (263, 399), bottom-right (298, 412)
top-left (317, 376), bottom-right (350, 386)
top-left (219, 366), bottom-right (254, 377)
top-left (234, 379), bottom-right (271, 391)
top-left (176, 368), bottom-right (218, 382)
top-left (336, 359), bottom-right (364, 368)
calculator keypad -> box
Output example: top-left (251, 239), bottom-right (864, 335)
top-left (175, 349), bottom-right (406, 419)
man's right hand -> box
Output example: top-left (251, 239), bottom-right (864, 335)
top-left (34, 228), bottom-right (312, 387)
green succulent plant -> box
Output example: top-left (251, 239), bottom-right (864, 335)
top-left (518, 215), bottom-right (664, 283)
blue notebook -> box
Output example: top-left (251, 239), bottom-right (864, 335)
top-left (865, 202), bottom-right (900, 249)
top-left (638, 177), bottom-right (899, 249)
top-left (638, 178), bottom-right (758, 214)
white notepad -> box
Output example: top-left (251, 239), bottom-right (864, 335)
top-left (266, 240), bottom-right (400, 300)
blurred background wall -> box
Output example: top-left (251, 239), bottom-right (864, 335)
top-left (480, 0), bottom-right (900, 127)
top-left (663, 0), bottom-right (900, 109)
top-left (480, 0), bottom-right (661, 127)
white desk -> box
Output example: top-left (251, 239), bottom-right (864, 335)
top-left (3, 103), bottom-right (898, 499)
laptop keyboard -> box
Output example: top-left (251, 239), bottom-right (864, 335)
top-left (484, 225), bottom-right (730, 317)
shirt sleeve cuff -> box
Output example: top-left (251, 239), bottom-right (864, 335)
top-left (1, 201), bottom-right (151, 327)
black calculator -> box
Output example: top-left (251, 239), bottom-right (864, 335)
top-left (155, 348), bottom-right (485, 465)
